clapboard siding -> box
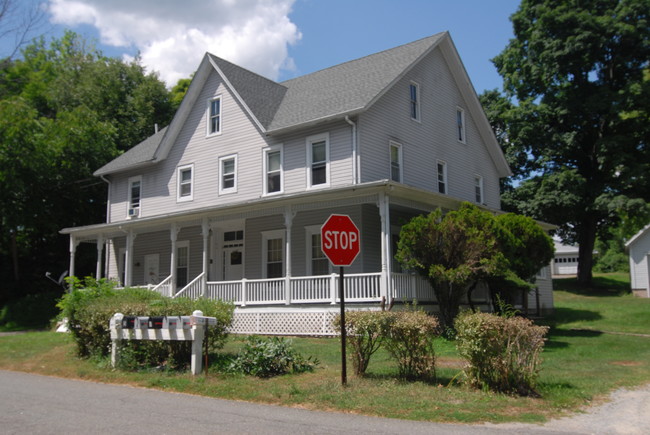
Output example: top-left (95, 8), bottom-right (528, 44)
top-left (629, 229), bottom-right (650, 293)
top-left (358, 47), bottom-right (501, 208)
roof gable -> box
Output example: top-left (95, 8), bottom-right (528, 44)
top-left (95, 32), bottom-right (510, 178)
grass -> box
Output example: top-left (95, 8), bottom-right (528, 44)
top-left (0, 272), bottom-right (648, 424)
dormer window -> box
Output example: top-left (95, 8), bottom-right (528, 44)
top-left (410, 82), bottom-right (420, 121)
top-left (207, 96), bottom-right (222, 135)
top-left (127, 176), bottom-right (142, 218)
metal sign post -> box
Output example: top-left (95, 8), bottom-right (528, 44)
top-left (320, 214), bottom-right (360, 387)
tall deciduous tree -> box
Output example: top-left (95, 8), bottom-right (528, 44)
top-left (0, 32), bottom-right (173, 300)
top-left (487, 0), bottom-right (650, 285)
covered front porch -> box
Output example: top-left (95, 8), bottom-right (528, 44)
top-left (61, 182), bottom-right (491, 312)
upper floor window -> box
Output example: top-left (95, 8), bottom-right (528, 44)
top-left (410, 82), bottom-right (420, 121)
top-left (263, 145), bottom-right (283, 195)
top-left (437, 160), bottom-right (447, 195)
top-left (207, 96), bottom-right (222, 136)
top-left (307, 133), bottom-right (329, 188)
top-left (474, 175), bottom-right (484, 204)
top-left (219, 154), bottom-right (237, 194)
top-left (389, 141), bottom-right (402, 183)
top-left (177, 164), bottom-right (194, 202)
top-left (456, 107), bottom-right (466, 143)
top-left (127, 176), bottom-right (142, 218)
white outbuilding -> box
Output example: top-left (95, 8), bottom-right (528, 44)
top-left (625, 223), bottom-right (650, 298)
top-left (552, 240), bottom-right (580, 275)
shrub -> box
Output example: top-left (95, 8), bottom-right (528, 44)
top-left (57, 277), bottom-right (234, 369)
top-left (382, 310), bottom-right (439, 380)
top-left (228, 336), bottom-right (319, 377)
top-left (0, 291), bottom-right (62, 330)
top-left (333, 310), bottom-right (389, 376)
top-left (455, 310), bottom-right (549, 396)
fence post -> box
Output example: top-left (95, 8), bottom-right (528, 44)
top-left (241, 278), bottom-right (247, 307)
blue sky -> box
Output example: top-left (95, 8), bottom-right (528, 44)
top-left (2, 0), bottom-right (520, 93)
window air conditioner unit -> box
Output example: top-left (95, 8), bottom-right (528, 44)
top-left (128, 207), bottom-right (140, 217)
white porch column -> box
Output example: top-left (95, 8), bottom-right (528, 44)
top-left (284, 207), bottom-right (296, 305)
top-left (95, 235), bottom-right (104, 279)
top-left (125, 231), bottom-right (135, 287)
top-left (201, 218), bottom-right (210, 297)
top-left (69, 236), bottom-right (79, 282)
top-left (378, 193), bottom-right (392, 303)
top-left (170, 223), bottom-right (178, 296)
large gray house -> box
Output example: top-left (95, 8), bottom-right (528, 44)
top-left (61, 32), bottom-right (554, 334)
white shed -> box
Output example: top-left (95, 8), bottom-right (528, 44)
top-left (625, 223), bottom-right (650, 298)
top-left (552, 240), bottom-right (580, 275)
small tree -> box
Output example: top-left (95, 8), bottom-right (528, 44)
top-left (396, 203), bottom-right (507, 331)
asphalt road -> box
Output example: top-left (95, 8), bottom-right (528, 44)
top-left (0, 370), bottom-right (647, 434)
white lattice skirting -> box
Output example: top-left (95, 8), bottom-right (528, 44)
top-left (228, 308), bottom-right (346, 336)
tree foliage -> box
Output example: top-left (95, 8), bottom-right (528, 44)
top-left (0, 32), bottom-right (174, 301)
top-left (396, 204), bottom-right (553, 330)
top-left (484, 0), bottom-right (650, 285)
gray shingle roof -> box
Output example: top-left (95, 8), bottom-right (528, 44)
top-left (268, 33), bottom-right (445, 132)
top-left (209, 55), bottom-right (287, 129)
top-left (94, 126), bottom-right (167, 176)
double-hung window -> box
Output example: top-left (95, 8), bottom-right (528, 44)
top-left (456, 107), bottom-right (466, 143)
top-left (177, 164), bottom-right (194, 201)
top-left (410, 82), bottom-right (420, 121)
top-left (219, 155), bottom-right (237, 194)
top-left (307, 133), bottom-right (329, 188)
top-left (207, 96), bottom-right (222, 135)
top-left (437, 161), bottom-right (447, 194)
top-left (262, 229), bottom-right (284, 278)
top-left (474, 175), bottom-right (484, 204)
top-left (127, 176), bottom-right (142, 218)
top-left (263, 145), bottom-right (283, 195)
top-left (306, 226), bottom-right (330, 276)
top-left (389, 141), bottom-right (402, 183)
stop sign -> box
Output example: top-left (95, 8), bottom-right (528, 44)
top-left (321, 214), bottom-right (360, 266)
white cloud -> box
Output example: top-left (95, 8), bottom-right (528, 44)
top-left (47, 0), bottom-right (301, 86)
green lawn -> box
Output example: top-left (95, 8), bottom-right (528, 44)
top-left (0, 272), bottom-right (648, 424)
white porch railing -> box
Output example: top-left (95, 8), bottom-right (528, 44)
top-left (151, 275), bottom-right (173, 297)
top-left (169, 272), bottom-right (432, 306)
top-left (173, 272), bottom-right (205, 299)
top-left (391, 273), bottom-right (436, 302)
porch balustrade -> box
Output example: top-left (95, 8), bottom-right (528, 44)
top-left (159, 271), bottom-right (434, 306)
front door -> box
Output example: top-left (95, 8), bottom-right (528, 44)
top-left (144, 254), bottom-right (160, 285)
top-left (223, 247), bottom-right (243, 281)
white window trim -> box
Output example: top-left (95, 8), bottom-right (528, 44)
top-left (206, 96), bottom-right (222, 137)
top-left (127, 175), bottom-right (142, 218)
top-left (218, 154), bottom-right (238, 195)
top-left (437, 160), bottom-right (447, 195)
top-left (305, 225), bottom-right (331, 276)
top-left (389, 140), bottom-right (403, 183)
top-left (474, 174), bottom-right (484, 204)
top-left (263, 145), bottom-right (283, 196)
top-left (456, 107), bottom-right (466, 144)
top-left (306, 132), bottom-right (330, 189)
top-left (262, 229), bottom-right (285, 279)
top-left (410, 81), bottom-right (421, 122)
top-left (177, 163), bottom-right (194, 202)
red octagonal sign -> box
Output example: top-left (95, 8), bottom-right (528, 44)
top-left (321, 214), bottom-right (360, 266)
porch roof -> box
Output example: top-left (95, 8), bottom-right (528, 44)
top-left (61, 180), bottom-right (555, 241)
